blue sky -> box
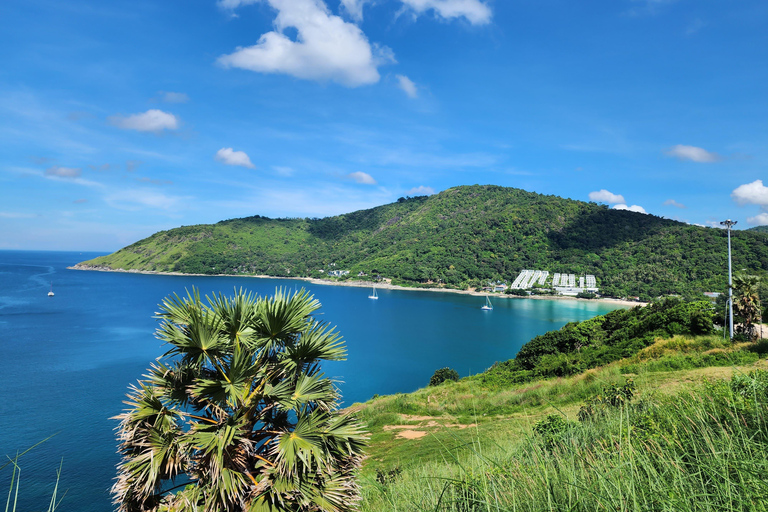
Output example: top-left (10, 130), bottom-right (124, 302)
top-left (1, 0), bottom-right (766, 251)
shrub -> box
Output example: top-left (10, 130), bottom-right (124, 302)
top-left (429, 367), bottom-right (460, 386)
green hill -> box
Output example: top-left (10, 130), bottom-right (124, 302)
top-left (78, 185), bottom-right (768, 298)
top-left (749, 225), bottom-right (768, 233)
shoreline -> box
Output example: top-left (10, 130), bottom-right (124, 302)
top-left (68, 264), bottom-right (647, 308)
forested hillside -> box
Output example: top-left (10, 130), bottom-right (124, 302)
top-left (78, 185), bottom-right (768, 299)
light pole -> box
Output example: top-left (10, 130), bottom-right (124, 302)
top-left (720, 219), bottom-right (737, 340)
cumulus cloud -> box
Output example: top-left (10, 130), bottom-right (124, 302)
top-left (395, 74), bottom-right (418, 98)
top-left (347, 171), bottom-right (377, 184)
top-left (664, 144), bottom-right (720, 163)
top-left (159, 91), bottom-right (190, 103)
top-left (663, 199), bottom-right (686, 208)
top-left (732, 180), bottom-right (768, 207)
top-left (589, 189), bottom-right (625, 204)
top-left (612, 204), bottom-right (647, 214)
top-left (45, 166), bottom-right (82, 178)
top-left (406, 185), bottom-right (435, 195)
top-left (747, 212), bottom-right (768, 226)
top-left (218, 0), bottom-right (394, 87)
top-left (215, 148), bottom-right (256, 168)
top-left (400, 0), bottom-right (492, 24)
top-left (109, 109), bottom-right (179, 132)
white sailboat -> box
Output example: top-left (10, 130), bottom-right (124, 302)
top-left (368, 285), bottom-right (378, 300)
top-left (481, 296), bottom-right (492, 310)
top-left (48, 282), bottom-right (54, 297)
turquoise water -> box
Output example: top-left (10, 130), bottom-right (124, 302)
top-left (0, 250), bottom-right (625, 511)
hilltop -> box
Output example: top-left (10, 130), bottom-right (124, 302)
top-left (78, 185), bottom-right (768, 299)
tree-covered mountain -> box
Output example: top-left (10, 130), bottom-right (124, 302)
top-left (748, 225), bottom-right (768, 233)
top-left (78, 185), bottom-right (768, 299)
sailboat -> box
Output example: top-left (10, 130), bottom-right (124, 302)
top-left (48, 283), bottom-right (54, 297)
top-left (481, 296), bottom-right (492, 310)
top-left (368, 285), bottom-right (378, 300)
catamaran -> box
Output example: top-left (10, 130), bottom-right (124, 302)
top-left (368, 285), bottom-right (378, 300)
top-left (481, 296), bottom-right (492, 310)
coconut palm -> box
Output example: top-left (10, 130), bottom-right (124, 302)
top-left (112, 288), bottom-right (367, 512)
top-left (733, 271), bottom-right (762, 340)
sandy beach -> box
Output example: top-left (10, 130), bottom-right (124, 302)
top-left (69, 264), bottom-right (647, 308)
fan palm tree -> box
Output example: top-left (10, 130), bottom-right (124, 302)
top-left (733, 271), bottom-right (762, 340)
top-left (112, 288), bottom-right (367, 512)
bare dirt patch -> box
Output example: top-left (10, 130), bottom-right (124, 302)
top-left (397, 430), bottom-right (428, 440)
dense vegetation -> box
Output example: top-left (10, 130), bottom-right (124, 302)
top-left (481, 299), bottom-right (715, 386)
top-left (79, 185), bottom-right (768, 299)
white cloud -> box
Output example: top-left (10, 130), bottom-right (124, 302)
top-left (215, 147), bottom-right (256, 168)
top-left (663, 199), bottom-right (686, 208)
top-left (218, 0), bottom-right (394, 87)
top-left (589, 189), bottom-right (625, 204)
top-left (406, 185), bottom-right (435, 195)
top-left (340, 0), bottom-right (369, 20)
top-left (347, 171), bottom-right (377, 184)
top-left (747, 212), bottom-right (768, 226)
top-left (395, 74), bottom-right (418, 98)
top-left (732, 180), bottom-right (768, 207)
top-left (612, 204), bottom-right (647, 214)
top-left (664, 144), bottom-right (720, 163)
top-left (159, 91), bottom-right (190, 103)
top-left (399, 0), bottom-right (492, 25)
top-left (109, 110), bottom-right (179, 132)
top-left (45, 166), bottom-right (81, 178)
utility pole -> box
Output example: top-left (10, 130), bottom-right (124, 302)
top-left (720, 219), bottom-right (737, 340)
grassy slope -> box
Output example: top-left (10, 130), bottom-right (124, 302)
top-left (80, 185), bottom-right (768, 298)
top-left (356, 334), bottom-right (768, 472)
top-left (355, 335), bottom-right (768, 511)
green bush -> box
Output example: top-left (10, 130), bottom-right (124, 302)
top-left (429, 367), bottom-right (460, 386)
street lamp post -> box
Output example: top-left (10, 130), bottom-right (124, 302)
top-left (720, 219), bottom-right (737, 340)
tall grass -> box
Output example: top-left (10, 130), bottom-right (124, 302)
top-left (361, 370), bottom-right (768, 511)
top-left (2, 439), bottom-right (64, 512)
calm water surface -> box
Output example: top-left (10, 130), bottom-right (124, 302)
top-left (0, 250), bottom-right (625, 511)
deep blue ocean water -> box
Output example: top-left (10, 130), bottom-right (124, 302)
top-left (0, 250), bottom-right (625, 511)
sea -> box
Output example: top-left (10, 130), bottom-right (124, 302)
top-left (0, 250), bottom-right (626, 511)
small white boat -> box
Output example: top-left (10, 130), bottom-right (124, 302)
top-left (368, 285), bottom-right (378, 300)
top-left (481, 296), bottom-right (492, 310)
top-left (48, 283), bottom-right (54, 297)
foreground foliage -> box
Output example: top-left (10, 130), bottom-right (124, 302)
top-left (80, 185), bottom-right (768, 299)
top-left (112, 288), bottom-right (366, 512)
top-left (361, 370), bottom-right (768, 512)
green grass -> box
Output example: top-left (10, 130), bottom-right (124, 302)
top-left (355, 332), bottom-right (768, 511)
top-left (359, 369), bottom-right (768, 512)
